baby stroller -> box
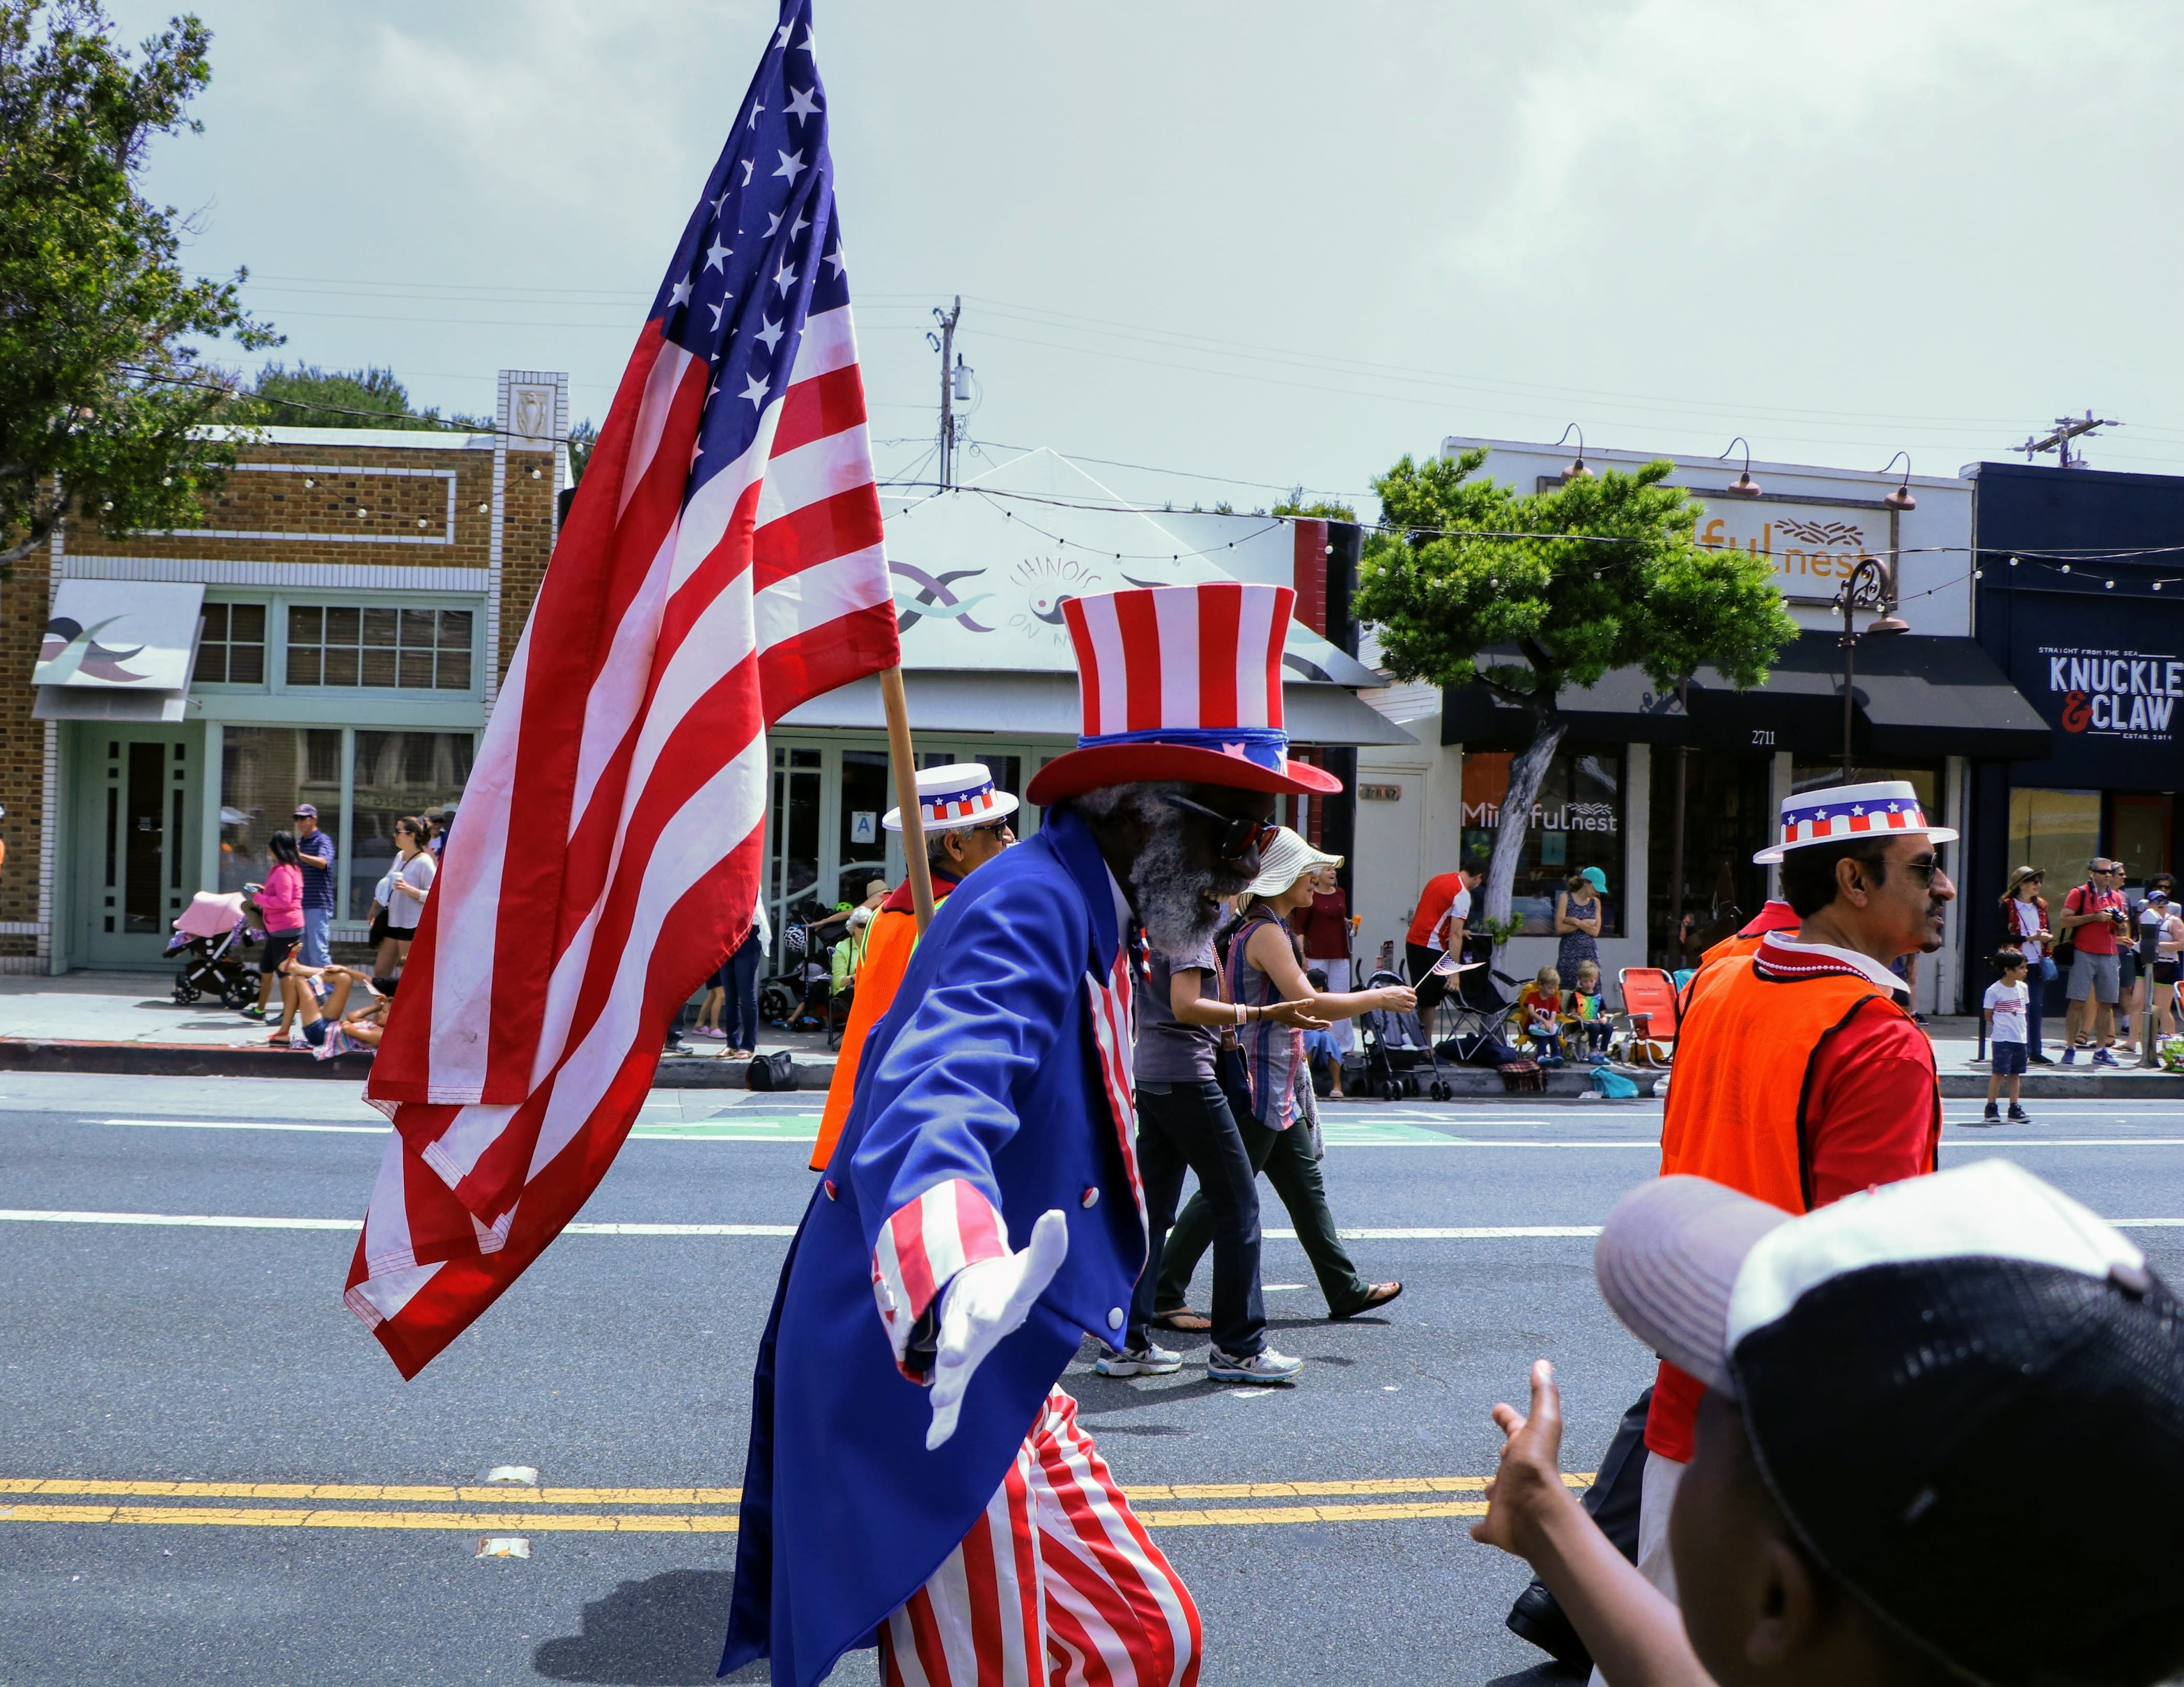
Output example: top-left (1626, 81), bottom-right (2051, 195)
top-left (166, 891), bottom-right (261, 1010)
top-left (1354, 967), bottom-right (1442, 1101)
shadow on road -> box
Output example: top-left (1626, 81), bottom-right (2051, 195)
top-left (533, 1569), bottom-right (765, 1684)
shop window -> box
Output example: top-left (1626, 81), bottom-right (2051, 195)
top-left (349, 732), bottom-right (476, 920)
top-left (196, 602), bottom-right (266, 685)
top-left (2112, 793), bottom-right (2176, 885)
top-left (219, 728), bottom-right (343, 897)
top-left (286, 605), bottom-right (474, 690)
top-left (2007, 789), bottom-right (2101, 898)
top-left (1460, 750), bottom-right (1625, 937)
top-left (837, 748), bottom-right (892, 906)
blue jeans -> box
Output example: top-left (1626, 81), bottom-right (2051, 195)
top-left (301, 907), bottom-right (332, 967)
top-left (724, 929), bottom-right (764, 1049)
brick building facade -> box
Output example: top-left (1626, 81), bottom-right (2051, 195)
top-left (0, 369), bottom-right (566, 973)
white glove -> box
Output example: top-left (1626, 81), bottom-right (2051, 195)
top-left (925, 1208), bottom-right (1069, 1451)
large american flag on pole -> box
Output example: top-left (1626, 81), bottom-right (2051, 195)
top-left (345, 0), bottom-right (897, 1378)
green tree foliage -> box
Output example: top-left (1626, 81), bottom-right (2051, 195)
top-left (0, 1), bottom-right (278, 574)
top-left (1356, 448), bottom-right (1798, 927)
top-left (241, 363), bottom-right (490, 433)
top-left (1272, 497), bottom-right (1359, 523)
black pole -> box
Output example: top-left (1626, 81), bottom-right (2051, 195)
top-left (1840, 593), bottom-right (1857, 783)
top-left (1667, 674), bottom-right (1690, 967)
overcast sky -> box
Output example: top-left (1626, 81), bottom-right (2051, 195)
top-left (111, 0), bottom-right (2184, 514)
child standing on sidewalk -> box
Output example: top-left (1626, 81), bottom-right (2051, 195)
top-left (1983, 947), bottom-right (2033, 1125)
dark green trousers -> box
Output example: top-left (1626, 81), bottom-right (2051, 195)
top-left (1155, 1109), bottom-right (1371, 1318)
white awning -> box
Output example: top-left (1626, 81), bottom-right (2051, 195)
top-left (780, 669), bottom-right (1417, 747)
top-left (32, 580), bottom-right (203, 722)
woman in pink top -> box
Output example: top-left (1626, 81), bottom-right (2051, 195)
top-left (250, 831), bottom-right (306, 1031)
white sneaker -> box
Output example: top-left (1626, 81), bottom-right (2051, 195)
top-left (1206, 1346), bottom-right (1303, 1384)
top-left (1094, 1344), bottom-right (1182, 1378)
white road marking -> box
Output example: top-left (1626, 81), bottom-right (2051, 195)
top-left (102, 1118), bottom-right (388, 1135)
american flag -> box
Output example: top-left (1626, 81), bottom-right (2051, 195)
top-left (345, 0), bottom-right (899, 1378)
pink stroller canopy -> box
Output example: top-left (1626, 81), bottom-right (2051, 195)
top-left (174, 891), bottom-right (247, 938)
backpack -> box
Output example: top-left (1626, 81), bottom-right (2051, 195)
top-left (2054, 881), bottom-right (2096, 969)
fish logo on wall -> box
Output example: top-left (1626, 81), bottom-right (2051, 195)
top-left (38, 615), bottom-right (147, 683)
top-left (1008, 554), bottom-right (1104, 645)
top-left (890, 562), bottom-right (995, 634)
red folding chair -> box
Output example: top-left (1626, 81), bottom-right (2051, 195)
top-left (1617, 967), bottom-right (1682, 1067)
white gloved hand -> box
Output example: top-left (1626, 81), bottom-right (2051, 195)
top-left (925, 1208), bottom-right (1069, 1451)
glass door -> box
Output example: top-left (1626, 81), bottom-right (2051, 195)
top-left (78, 724), bottom-right (202, 968)
top-left (766, 746), bottom-right (824, 941)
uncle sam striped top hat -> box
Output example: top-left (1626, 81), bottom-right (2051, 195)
top-left (1754, 780), bottom-right (1957, 865)
top-left (883, 762), bottom-right (1020, 833)
top-left (1025, 582), bottom-right (1345, 804)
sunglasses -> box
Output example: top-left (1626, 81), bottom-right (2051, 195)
top-left (968, 817), bottom-right (1014, 840)
top-left (1162, 793), bottom-right (1277, 861)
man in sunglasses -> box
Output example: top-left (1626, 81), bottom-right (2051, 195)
top-left (725, 584), bottom-right (1341, 1687)
top-left (1515, 779), bottom-right (1955, 1680)
top-left (811, 764), bottom-right (1020, 1171)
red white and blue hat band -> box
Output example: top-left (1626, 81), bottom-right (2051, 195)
top-left (1026, 582), bottom-right (1344, 802)
top-left (1755, 780), bottom-right (1957, 863)
top-left (884, 762), bottom-right (1020, 832)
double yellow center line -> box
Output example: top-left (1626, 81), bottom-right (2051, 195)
top-left (0, 1473), bottom-right (1591, 1534)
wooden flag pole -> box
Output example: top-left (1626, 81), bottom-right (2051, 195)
top-left (879, 665), bottom-right (937, 932)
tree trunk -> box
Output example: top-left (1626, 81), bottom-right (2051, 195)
top-left (1480, 714), bottom-right (1568, 936)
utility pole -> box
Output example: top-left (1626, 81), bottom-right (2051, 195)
top-left (928, 296), bottom-right (962, 489)
top-left (2018, 411), bottom-right (2120, 469)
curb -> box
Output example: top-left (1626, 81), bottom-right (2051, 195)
top-left (0, 1038), bottom-right (375, 1080)
top-left (0, 1038), bottom-right (837, 1090)
top-left (1939, 1067), bottom-right (2184, 1098)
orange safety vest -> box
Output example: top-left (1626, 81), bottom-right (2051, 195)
top-left (811, 899), bottom-right (943, 1171)
top-left (1662, 952), bottom-right (1931, 1213)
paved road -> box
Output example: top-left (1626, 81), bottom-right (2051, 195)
top-left (4, 1073), bottom-right (2181, 1686)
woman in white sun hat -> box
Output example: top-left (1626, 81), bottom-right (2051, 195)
top-left (1156, 827), bottom-right (1412, 1327)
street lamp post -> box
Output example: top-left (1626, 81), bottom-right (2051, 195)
top-left (1835, 554), bottom-right (1909, 781)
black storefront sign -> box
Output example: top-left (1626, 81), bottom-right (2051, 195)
top-left (1996, 592), bottom-right (2184, 786)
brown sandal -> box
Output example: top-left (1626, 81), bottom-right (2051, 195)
top-left (1331, 1281), bottom-right (1402, 1320)
top-left (1150, 1307), bottom-right (1212, 1333)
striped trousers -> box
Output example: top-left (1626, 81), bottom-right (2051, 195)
top-left (880, 1388), bottom-right (1200, 1687)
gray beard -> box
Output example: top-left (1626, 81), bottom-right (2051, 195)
top-left (1107, 784), bottom-right (1253, 954)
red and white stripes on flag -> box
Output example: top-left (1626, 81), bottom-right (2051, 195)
top-left (345, 299), bottom-right (897, 1378)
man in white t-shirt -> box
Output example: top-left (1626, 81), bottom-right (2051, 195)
top-left (1982, 947), bottom-right (2032, 1126)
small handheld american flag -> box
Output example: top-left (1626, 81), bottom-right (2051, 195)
top-left (346, 0), bottom-right (898, 1378)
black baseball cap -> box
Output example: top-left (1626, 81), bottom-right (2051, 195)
top-left (1596, 1162), bottom-right (2184, 1687)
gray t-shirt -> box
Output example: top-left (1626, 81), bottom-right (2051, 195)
top-left (1134, 939), bottom-right (1220, 1086)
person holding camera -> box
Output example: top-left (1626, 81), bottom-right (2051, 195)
top-left (2057, 857), bottom-right (2131, 1066)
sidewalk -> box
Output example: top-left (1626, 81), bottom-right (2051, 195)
top-left (0, 970), bottom-right (841, 1088)
top-left (1920, 1013), bottom-right (2184, 1095)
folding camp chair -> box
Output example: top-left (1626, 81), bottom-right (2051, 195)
top-left (1617, 967), bottom-right (1682, 1067)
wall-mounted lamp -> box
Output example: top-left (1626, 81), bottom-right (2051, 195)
top-left (1553, 423), bottom-right (1593, 481)
top-left (1880, 451), bottom-right (1916, 512)
top-left (1718, 437), bottom-right (1761, 498)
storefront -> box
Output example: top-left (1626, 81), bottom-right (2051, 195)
top-left (1966, 460), bottom-right (2184, 975)
top-left (2, 373), bottom-right (567, 972)
top-left (760, 448), bottom-right (1413, 937)
top-left (1353, 438), bottom-right (2051, 1013)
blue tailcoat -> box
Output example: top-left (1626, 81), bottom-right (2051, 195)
top-left (721, 809), bottom-right (1146, 1686)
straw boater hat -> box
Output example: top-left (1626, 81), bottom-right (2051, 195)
top-left (1024, 582), bottom-right (1344, 804)
top-left (1754, 780), bottom-right (1958, 865)
top-left (882, 762), bottom-right (1021, 833)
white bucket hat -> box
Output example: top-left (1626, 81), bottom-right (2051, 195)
top-left (1754, 779), bottom-right (1957, 865)
top-left (1243, 827), bottom-right (1342, 900)
top-left (882, 762), bottom-right (1021, 833)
